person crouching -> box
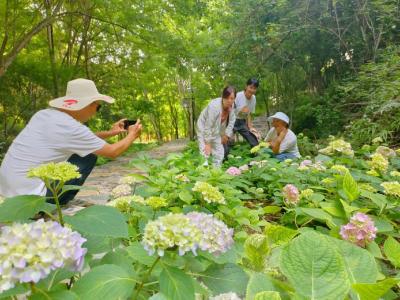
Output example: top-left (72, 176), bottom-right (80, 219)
top-left (197, 86), bottom-right (236, 167)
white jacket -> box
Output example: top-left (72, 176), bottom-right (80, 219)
top-left (197, 98), bottom-right (236, 143)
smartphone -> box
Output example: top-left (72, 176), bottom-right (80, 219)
top-left (123, 119), bottom-right (137, 130)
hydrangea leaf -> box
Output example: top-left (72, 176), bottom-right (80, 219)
top-left (352, 278), bottom-right (400, 300)
top-left (264, 223), bottom-right (298, 246)
top-left (243, 234), bottom-right (269, 271)
top-left (279, 231), bottom-right (350, 299)
top-left (159, 265), bottom-right (195, 300)
top-left (384, 236), bottom-right (400, 268)
top-left (64, 205), bottom-right (128, 238)
top-left (72, 264), bottom-right (135, 300)
top-left (0, 195), bottom-right (50, 222)
top-left (343, 172), bottom-right (360, 202)
top-left (201, 263), bottom-right (249, 296)
top-left (245, 273), bottom-right (277, 300)
top-left (254, 291), bottom-right (281, 300)
top-left (30, 290), bottom-right (79, 300)
top-left (326, 237), bottom-right (378, 284)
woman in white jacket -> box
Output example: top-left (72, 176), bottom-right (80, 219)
top-left (197, 86), bottom-right (236, 166)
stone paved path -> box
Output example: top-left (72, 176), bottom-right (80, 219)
top-left (62, 139), bottom-right (189, 214)
top-left (62, 114), bottom-right (269, 215)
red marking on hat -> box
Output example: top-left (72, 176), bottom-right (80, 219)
top-left (62, 99), bottom-right (78, 107)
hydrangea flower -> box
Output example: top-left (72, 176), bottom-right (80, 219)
top-left (359, 183), bottom-right (377, 193)
top-left (0, 196), bottom-right (4, 205)
top-left (298, 160), bottom-right (326, 172)
top-left (255, 188), bottom-right (264, 194)
top-left (372, 137), bottom-right (383, 144)
top-left (368, 153), bottom-right (388, 173)
top-left (132, 195), bottom-right (146, 205)
top-left (282, 184), bottom-right (300, 205)
top-left (340, 213), bottom-right (377, 247)
top-left (381, 181), bottom-right (400, 197)
top-left (319, 138), bottom-right (354, 157)
top-left (142, 213), bottom-right (202, 256)
top-left (298, 160), bottom-right (312, 170)
top-left (0, 220), bottom-right (86, 293)
top-left (146, 196), bottom-right (168, 209)
top-left (210, 292), bottom-right (242, 300)
top-left (330, 164), bottom-right (349, 175)
top-left (361, 144), bottom-right (371, 151)
top-left (366, 169), bottom-right (379, 177)
top-left (107, 195), bottom-right (147, 211)
top-left (250, 142), bottom-right (270, 154)
top-left (119, 176), bottom-right (137, 185)
top-left (375, 146), bottom-right (396, 159)
top-left (390, 171), bottom-right (400, 177)
top-left (192, 182), bottom-right (225, 204)
top-left (249, 160), bottom-right (268, 168)
top-left (313, 161), bottom-right (327, 171)
top-left (110, 184), bottom-right (132, 199)
top-left (300, 188), bottom-right (314, 199)
top-left (28, 162), bottom-right (81, 183)
top-left (239, 164), bottom-right (249, 172)
top-left (186, 212), bottom-right (234, 255)
top-left (226, 167), bottom-right (241, 176)
top-left (175, 174), bottom-right (190, 182)
top-left (321, 177), bottom-right (335, 186)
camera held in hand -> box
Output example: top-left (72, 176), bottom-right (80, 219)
top-left (123, 120), bottom-right (137, 130)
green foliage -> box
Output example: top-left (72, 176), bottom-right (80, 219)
top-left (64, 205), bottom-right (129, 238)
top-left (159, 266), bottom-right (195, 300)
top-left (0, 195), bottom-right (51, 222)
top-left (201, 264), bottom-right (249, 296)
top-left (280, 231), bottom-right (351, 299)
top-left (384, 236), bottom-right (400, 268)
top-left (71, 264), bottom-right (136, 300)
top-left (352, 278), bottom-right (400, 300)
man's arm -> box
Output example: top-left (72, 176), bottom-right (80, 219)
top-left (95, 121), bottom-right (142, 159)
top-left (247, 114), bottom-right (253, 129)
top-left (96, 119), bottom-right (126, 139)
top-left (270, 128), bottom-right (288, 154)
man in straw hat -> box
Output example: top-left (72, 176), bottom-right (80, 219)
top-left (0, 78), bottom-right (142, 204)
top-left (265, 112), bottom-right (301, 161)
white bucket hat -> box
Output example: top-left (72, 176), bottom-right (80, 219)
top-left (49, 78), bottom-right (114, 111)
top-left (267, 112), bottom-right (290, 124)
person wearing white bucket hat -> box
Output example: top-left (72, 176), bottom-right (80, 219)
top-left (265, 112), bottom-right (301, 161)
top-left (0, 78), bottom-right (142, 204)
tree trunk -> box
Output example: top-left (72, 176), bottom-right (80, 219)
top-left (45, 0), bottom-right (59, 97)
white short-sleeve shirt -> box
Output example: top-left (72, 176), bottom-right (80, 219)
top-left (234, 91), bottom-right (256, 119)
top-left (265, 128), bottom-right (301, 158)
top-left (0, 109), bottom-right (106, 197)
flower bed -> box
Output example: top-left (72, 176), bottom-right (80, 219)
top-left (0, 138), bottom-right (400, 299)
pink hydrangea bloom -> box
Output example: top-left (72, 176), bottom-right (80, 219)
top-left (226, 166), bottom-right (241, 176)
top-left (300, 160), bottom-right (313, 167)
top-left (282, 184), bottom-right (300, 205)
top-left (340, 212), bottom-right (377, 247)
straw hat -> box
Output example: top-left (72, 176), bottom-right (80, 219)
top-left (49, 78), bottom-right (114, 111)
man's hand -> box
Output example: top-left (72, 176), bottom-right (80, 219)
top-left (221, 135), bottom-right (229, 145)
top-left (110, 119), bottom-right (127, 136)
top-left (204, 143), bottom-right (212, 156)
top-left (127, 119), bottom-right (142, 139)
top-left (278, 127), bottom-right (288, 139)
